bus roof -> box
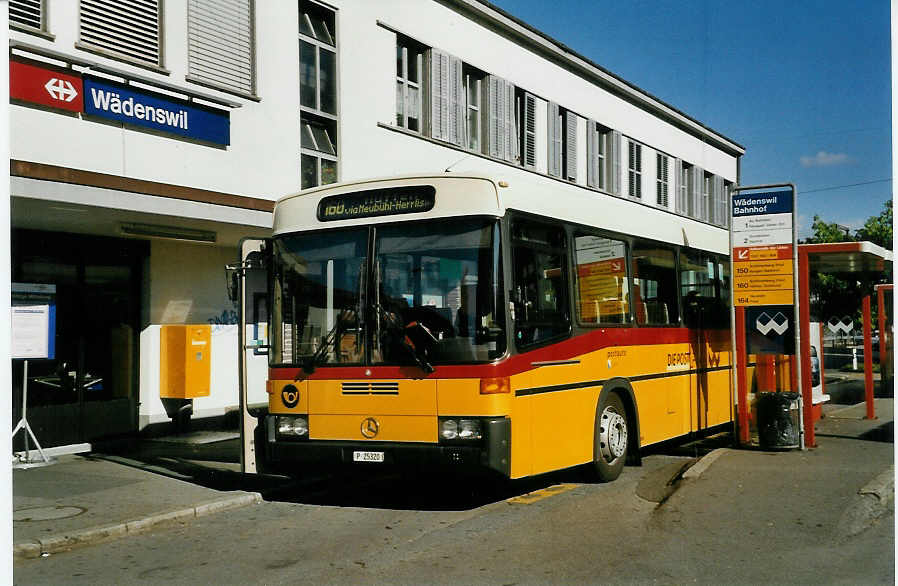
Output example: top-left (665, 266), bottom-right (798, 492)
top-left (274, 173), bottom-right (729, 254)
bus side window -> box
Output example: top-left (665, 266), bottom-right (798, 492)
top-left (679, 249), bottom-right (728, 328)
top-left (631, 242), bottom-right (678, 326)
top-left (511, 220), bottom-right (570, 347)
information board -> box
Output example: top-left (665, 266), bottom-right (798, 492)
top-left (732, 191), bottom-right (795, 307)
top-left (11, 283), bottom-right (56, 360)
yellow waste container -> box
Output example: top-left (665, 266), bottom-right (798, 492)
top-left (160, 324), bottom-right (211, 399)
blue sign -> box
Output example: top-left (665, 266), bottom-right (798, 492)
top-left (732, 190), bottom-right (793, 217)
top-left (83, 78), bottom-right (230, 146)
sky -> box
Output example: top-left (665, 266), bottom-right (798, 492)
top-left (489, 0), bottom-right (892, 240)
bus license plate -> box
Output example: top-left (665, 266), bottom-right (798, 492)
top-left (353, 451), bottom-right (384, 463)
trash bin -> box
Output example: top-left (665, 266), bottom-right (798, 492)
top-left (756, 391), bottom-right (800, 449)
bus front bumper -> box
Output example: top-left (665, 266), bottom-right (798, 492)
top-left (259, 416), bottom-right (510, 477)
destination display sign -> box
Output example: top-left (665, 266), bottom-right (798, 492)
top-left (318, 187), bottom-right (436, 221)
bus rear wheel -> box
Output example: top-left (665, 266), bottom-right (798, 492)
top-left (587, 392), bottom-right (628, 482)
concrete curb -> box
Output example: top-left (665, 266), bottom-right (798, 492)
top-left (681, 448), bottom-right (730, 480)
top-left (14, 492), bottom-right (262, 560)
top-left (835, 466), bottom-right (895, 540)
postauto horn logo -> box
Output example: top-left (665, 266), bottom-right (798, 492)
top-left (755, 312), bottom-right (789, 336)
top-left (281, 384), bottom-right (300, 408)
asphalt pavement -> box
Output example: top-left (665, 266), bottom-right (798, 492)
top-left (12, 399), bottom-right (895, 575)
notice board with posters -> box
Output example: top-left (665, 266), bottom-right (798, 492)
top-left (11, 283), bottom-right (56, 360)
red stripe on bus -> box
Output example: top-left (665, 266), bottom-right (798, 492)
top-left (269, 326), bottom-right (730, 381)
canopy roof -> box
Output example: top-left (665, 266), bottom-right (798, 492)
top-left (800, 241), bottom-right (892, 276)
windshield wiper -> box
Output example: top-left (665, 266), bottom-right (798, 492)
top-left (300, 307), bottom-right (356, 377)
top-left (376, 302), bottom-right (435, 374)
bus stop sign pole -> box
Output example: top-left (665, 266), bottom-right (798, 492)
top-left (731, 184), bottom-right (803, 449)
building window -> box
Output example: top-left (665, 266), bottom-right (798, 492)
top-left (300, 1), bottom-right (337, 189)
top-left (9, 0), bottom-right (45, 33)
top-left (721, 180), bottom-right (734, 228)
top-left (78, 0), bottom-right (161, 67)
top-left (299, 1), bottom-right (336, 115)
top-left (188, 0), bottom-right (255, 96)
top-left (595, 125), bottom-right (607, 189)
top-left (702, 171), bottom-right (712, 222)
top-left (677, 161), bottom-right (691, 215)
top-left (656, 153), bottom-right (669, 207)
top-left (628, 141), bottom-right (642, 199)
top-left (396, 36), bottom-right (424, 132)
top-left (464, 67), bottom-right (485, 152)
top-left (301, 116), bottom-right (337, 189)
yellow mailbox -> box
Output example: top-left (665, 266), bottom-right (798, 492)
top-left (160, 324), bottom-right (211, 399)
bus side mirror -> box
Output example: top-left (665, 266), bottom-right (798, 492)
top-left (225, 264), bottom-right (240, 304)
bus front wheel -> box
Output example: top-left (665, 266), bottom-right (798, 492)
top-left (588, 392), bottom-right (628, 482)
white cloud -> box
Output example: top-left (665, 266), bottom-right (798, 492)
top-left (800, 151), bottom-right (849, 167)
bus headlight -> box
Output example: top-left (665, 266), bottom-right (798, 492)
top-left (277, 415), bottom-right (309, 438)
top-left (439, 418), bottom-right (482, 441)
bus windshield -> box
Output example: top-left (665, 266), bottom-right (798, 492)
top-left (271, 218), bottom-right (505, 368)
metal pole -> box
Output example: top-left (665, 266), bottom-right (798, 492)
top-left (863, 295), bottom-right (875, 419)
top-left (798, 246), bottom-right (813, 448)
top-left (22, 360), bottom-right (29, 457)
top-left (735, 306), bottom-right (750, 445)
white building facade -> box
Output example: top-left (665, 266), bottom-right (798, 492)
top-left (8, 0), bottom-right (743, 449)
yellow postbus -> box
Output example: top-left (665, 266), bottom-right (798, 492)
top-left (236, 173), bottom-right (733, 482)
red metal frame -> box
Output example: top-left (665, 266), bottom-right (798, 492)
top-left (863, 295), bottom-right (875, 419)
top-left (798, 246), bottom-right (814, 447)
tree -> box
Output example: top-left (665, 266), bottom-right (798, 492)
top-left (855, 200), bottom-right (892, 250)
top-left (804, 200), bottom-right (892, 326)
top-left (805, 215), bottom-right (853, 244)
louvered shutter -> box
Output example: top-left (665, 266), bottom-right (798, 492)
top-left (657, 154), bottom-right (669, 207)
top-left (675, 160), bottom-right (688, 214)
top-left (10, 0), bottom-right (43, 30)
top-left (188, 0), bottom-right (255, 95)
top-left (430, 49), bottom-right (449, 142)
top-left (522, 93), bottom-right (537, 169)
top-left (506, 82), bottom-right (518, 162)
top-left (565, 110), bottom-right (577, 181)
top-left (689, 166), bottom-right (704, 220)
top-left (547, 102), bottom-right (561, 177)
top-left (488, 75), bottom-right (517, 161)
top-left (451, 58), bottom-right (465, 146)
top-left (586, 121), bottom-right (598, 188)
top-left (611, 130), bottom-right (622, 196)
top-left (713, 175), bottom-right (726, 226)
top-left (79, 0), bottom-right (161, 66)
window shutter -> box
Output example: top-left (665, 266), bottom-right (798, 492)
top-left (713, 175), bottom-right (726, 226)
top-left (675, 160), bottom-right (687, 214)
top-left (547, 102), bottom-right (561, 177)
top-left (451, 57), bottom-right (465, 146)
top-left (586, 120), bottom-right (598, 188)
top-left (488, 75), bottom-right (515, 160)
top-left (188, 0), bottom-right (255, 95)
top-left (505, 82), bottom-right (518, 163)
top-left (522, 93), bottom-right (537, 169)
top-left (611, 130), bottom-right (622, 196)
top-left (10, 0), bottom-right (43, 30)
top-left (656, 154), bottom-right (669, 208)
top-left (688, 166), bottom-right (702, 219)
top-left (565, 110), bottom-right (577, 181)
top-left (79, 0), bottom-right (161, 66)
top-left (430, 49), bottom-right (449, 142)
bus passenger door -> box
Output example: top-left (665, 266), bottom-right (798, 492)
top-left (228, 238), bottom-right (271, 474)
